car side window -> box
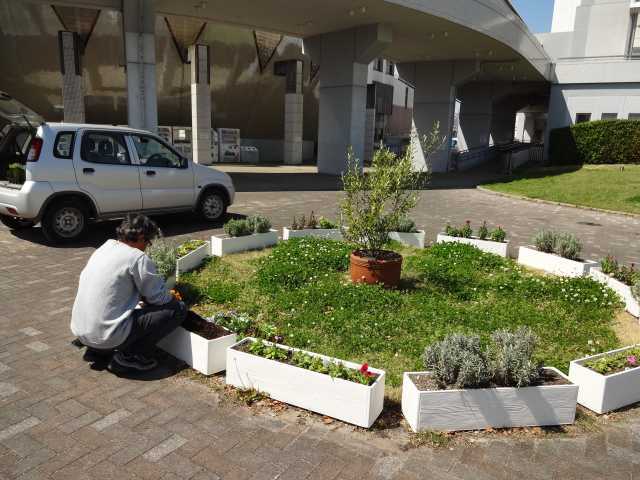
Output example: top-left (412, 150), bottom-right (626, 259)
top-left (53, 132), bottom-right (75, 159)
top-left (130, 135), bottom-right (185, 169)
top-left (81, 132), bottom-right (131, 165)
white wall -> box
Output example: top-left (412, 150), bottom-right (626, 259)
top-left (552, 0), bottom-right (581, 33)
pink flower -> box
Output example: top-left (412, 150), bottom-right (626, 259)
top-left (627, 355), bottom-right (637, 366)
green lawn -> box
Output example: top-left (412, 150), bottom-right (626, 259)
top-left (483, 165), bottom-right (640, 214)
top-left (178, 238), bottom-right (621, 391)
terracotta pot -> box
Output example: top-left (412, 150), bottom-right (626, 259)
top-left (350, 250), bottom-right (403, 288)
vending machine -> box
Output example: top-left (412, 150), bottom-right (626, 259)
top-left (218, 128), bottom-right (241, 162)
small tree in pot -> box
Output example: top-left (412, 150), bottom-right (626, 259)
top-left (340, 125), bottom-right (440, 287)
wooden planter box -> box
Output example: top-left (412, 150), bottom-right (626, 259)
top-left (517, 246), bottom-right (597, 277)
top-left (226, 338), bottom-right (385, 428)
top-left (282, 227), bottom-right (343, 241)
top-left (569, 346), bottom-right (640, 414)
top-left (590, 268), bottom-right (639, 318)
top-left (436, 234), bottom-right (509, 257)
top-left (176, 241), bottom-right (210, 280)
top-left (402, 368), bottom-right (578, 432)
top-left (158, 325), bottom-right (237, 376)
top-left (389, 231), bottom-right (426, 249)
top-left (211, 230), bottom-right (278, 257)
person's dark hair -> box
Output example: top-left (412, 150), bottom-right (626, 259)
top-left (116, 214), bottom-right (160, 244)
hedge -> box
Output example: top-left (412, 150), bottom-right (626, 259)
top-left (549, 120), bottom-right (640, 165)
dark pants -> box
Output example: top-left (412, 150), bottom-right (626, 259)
top-left (116, 299), bottom-right (186, 356)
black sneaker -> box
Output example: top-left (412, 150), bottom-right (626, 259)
top-left (112, 351), bottom-right (158, 371)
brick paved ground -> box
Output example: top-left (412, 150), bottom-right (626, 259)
top-left (1, 167), bottom-right (640, 479)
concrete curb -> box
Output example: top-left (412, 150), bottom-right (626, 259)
top-left (476, 186), bottom-right (640, 220)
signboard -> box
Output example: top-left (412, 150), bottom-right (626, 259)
top-left (218, 128), bottom-right (240, 162)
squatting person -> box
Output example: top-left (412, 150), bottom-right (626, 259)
top-left (71, 214), bottom-right (186, 371)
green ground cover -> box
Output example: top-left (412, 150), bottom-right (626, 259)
top-left (178, 238), bottom-right (621, 389)
top-left (483, 165), bottom-right (640, 215)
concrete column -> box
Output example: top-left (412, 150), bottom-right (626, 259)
top-left (397, 61), bottom-right (475, 172)
top-left (457, 83), bottom-right (494, 150)
top-left (305, 24), bottom-right (392, 175)
top-left (123, 0), bottom-right (157, 132)
top-left (58, 31), bottom-right (85, 123)
top-left (364, 84), bottom-right (376, 163)
top-left (283, 60), bottom-right (303, 165)
top-left (189, 44), bottom-right (212, 165)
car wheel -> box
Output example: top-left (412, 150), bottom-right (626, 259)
top-left (0, 215), bottom-right (34, 230)
top-left (41, 200), bottom-right (88, 243)
top-left (199, 190), bottom-right (227, 222)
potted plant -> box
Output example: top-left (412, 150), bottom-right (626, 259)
top-left (159, 311), bottom-right (246, 375)
top-left (437, 221), bottom-right (509, 257)
top-left (6, 163), bottom-right (25, 185)
top-left (282, 212), bottom-right (343, 241)
top-left (388, 217), bottom-right (426, 249)
top-left (569, 345), bottom-right (640, 414)
top-left (402, 328), bottom-right (578, 432)
top-left (590, 255), bottom-right (639, 318)
top-left (226, 337), bottom-right (385, 428)
top-left (340, 127), bottom-right (438, 287)
top-left (211, 215), bottom-right (278, 256)
top-left (517, 230), bottom-right (597, 277)
top-left (147, 238), bottom-right (177, 288)
top-left (175, 239), bottom-right (210, 280)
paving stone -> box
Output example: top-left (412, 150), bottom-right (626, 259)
top-left (24, 341), bottom-right (50, 352)
top-left (19, 328), bottom-right (42, 337)
top-left (91, 409), bottom-right (131, 432)
top-left (0, 417), bottom-right (41, 442)
top-left (142, 434), bottom-right (187, 462)
top-left (0, 383), bottom-right (18, 398)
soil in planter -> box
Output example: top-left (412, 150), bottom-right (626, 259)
top-left (409, 369), bottom-right (570, 391)
top-left (182, 311), bottom-right (230, 340)
top-left (353, 249), bottom-right (402, 262)
top-left (233, 340), bottom-right (379, 384)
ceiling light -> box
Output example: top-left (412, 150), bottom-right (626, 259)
top-left (488, 50), bottom-right (494, 56)
top-left (349, 9), bottom-right (355, 16)
top-left (443, 31), bottom-right (449, 38)
top-left (361, 6), bottom-right (367, 13)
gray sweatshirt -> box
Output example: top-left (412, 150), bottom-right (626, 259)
top-left (71, 239), bottom-right (173, 349)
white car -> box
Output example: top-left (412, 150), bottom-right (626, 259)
top-left (0, 122), bottom-right (235, 243)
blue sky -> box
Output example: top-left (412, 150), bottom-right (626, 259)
top-left (512, 0), bottom-right (555, 33)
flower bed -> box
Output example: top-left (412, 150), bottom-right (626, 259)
top-left (212, 216), bottom-right (277, 257)
top-left (389, 230), bottom-right (426, 249)
top-left (590, 268), bottom-right (639, 318)
top-left (402, 368), bottom-right (578, 432)
top-left (436, 234), bottom-right (508, 257)
top-left (282, 228), bottom-right (343, 241)
top-left (569, 345), bottom-right (640, 414)
top-left (226, 338), bottom-right (385, 428)
top-left (518, 246), bottom-right (597, 277)
top-left (176, 240), bottom-right (210, 280)
top-left (158, 312), bottom-right (236, 375)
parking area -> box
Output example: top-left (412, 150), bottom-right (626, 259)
top-left (2, 171), bottom-right (640, 479)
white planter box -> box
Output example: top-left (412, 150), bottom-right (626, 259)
top-left (590, 268), bottom-right (639, 318)
top-left (176, 241), bottom-right (210, 280)
top-left (436, 234), bottom-right (509, 257)
top-left (517, 246), bottom-right (597, 277)
top-left (389, 231), bottom-right (426, 249)
top-left (402, 368), bottom-right (578, 432)
top-left (226, 338), bottom-right (385, 428)
top-left (282, 227), bottom-right (343, 241)
top-left (569, 346), bottom-right (640, 414)
top-left (158, 326), bottom-right (237, 376)
top-left (211, 229), bottom-right (278, 257)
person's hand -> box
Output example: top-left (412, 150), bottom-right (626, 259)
top-left (170, 289), bottom-right (183, 301)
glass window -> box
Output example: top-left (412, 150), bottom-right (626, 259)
top-left (81, 132), bottom-right (130, 165)
top-left (387, 61), bottom-right (395, 75)
top-left (630, 14), bottom-right (640, 56)
top-left (53, 132), bottom-right (75, 159)
top-left (374, 58), bottom-right (383, 72)
top-left (575, 113), bottom-right (591, 124)
top-left (601, 113), bottom-right (618, 121)
top-left (130, 135), bottom-right (185, 168)
top-left (629, 113), bottom-right (640, 120)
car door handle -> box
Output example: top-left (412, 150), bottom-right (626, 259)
top-left (83, 168), bottom-right (95, 174)
top-left (146, 170), bottom-right (156, 176)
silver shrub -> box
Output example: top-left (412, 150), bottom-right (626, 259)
top-left (555, 233), bottom-right (582, 260)
top-left (533, 230), bottom-right (556, 253)
top-left (490, 327), bottom-right (541, 388)
top-left (423, 334), bottom-right (491, 389)
top-left (147, 238), bottom-right (177, 279)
